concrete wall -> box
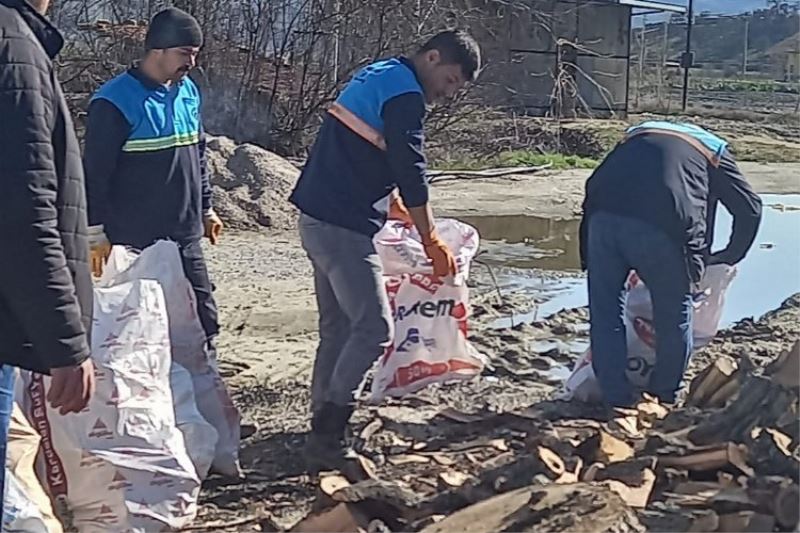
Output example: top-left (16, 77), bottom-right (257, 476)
top-left (475, 0), bottom-right (631, 118)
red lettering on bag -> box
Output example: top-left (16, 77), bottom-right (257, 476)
top-left (409, 273), bottom-right (442, 294)
top-left (28, 374), bottom-right (69, 497)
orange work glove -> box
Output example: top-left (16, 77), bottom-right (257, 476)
top-left (88, 225), bottom-right (111, 278)
top-left (388, 194), bottom-right (413, 227)
top-left (204, 209), bottom-right (223, 245)
top-left (422, 231), bottom-right (457, 278)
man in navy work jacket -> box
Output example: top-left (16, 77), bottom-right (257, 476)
top-left (580, 121), bottom-right (762, 409)
top-left (290, 30), bottom-right (481, 468)
top-left (83, 8), bottom-right (223, 358)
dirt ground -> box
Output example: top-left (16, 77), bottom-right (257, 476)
top-left (194, 161), bottom-right (800, 531)
top-left (430, 162), bottom-right (800, 220)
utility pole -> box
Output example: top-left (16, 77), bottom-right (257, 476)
top-left (660, 15), bottom-right (670, 104)
top-left (637, 15), bottom-right (647, 107)
top-left (681, 0), bottom-right (694, 111)
top-left (743, 18), bottom-right (750, 77)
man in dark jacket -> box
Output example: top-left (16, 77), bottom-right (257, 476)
top-left (83, 8), bottom-right (222, 358)
top-left (0, 0), bottom-right (96, 509)
top-left (290, 30), bottom-right (481, 469)
top-left (580, 121), bottom-right (762, 408)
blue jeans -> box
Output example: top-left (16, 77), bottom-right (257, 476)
top-left (0, 365), bottom-right (16, 517)
top-left (587, 212), bottom-right (693, 407)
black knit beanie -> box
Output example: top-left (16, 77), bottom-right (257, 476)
top-left (145, 8), bottom-right (203, 50)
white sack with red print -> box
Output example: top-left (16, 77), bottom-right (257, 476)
top-left (561, 264), bottom-right (736, 402)
top-left (100, 242), bottom-right (240, 477)
top-left (370, 219), bottom-right (486, 400)
top-left (16, 243), bottom-right (220, 532)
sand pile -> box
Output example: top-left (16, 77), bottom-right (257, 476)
top-left (206, 136), bottom-right (300, 231)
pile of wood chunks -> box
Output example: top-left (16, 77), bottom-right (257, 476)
top-left (288, 341), bottom-right (800, 533)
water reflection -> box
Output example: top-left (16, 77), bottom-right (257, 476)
top-left (472, 194), bottom-right (800, 326)
top-left (460, 214), bottom-right (581, 271)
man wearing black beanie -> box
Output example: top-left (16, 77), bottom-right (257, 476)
top-left (83, 8), bottom-right (223, 364)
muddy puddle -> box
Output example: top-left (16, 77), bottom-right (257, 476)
top-left (468, 194), bottom-right (800, 327)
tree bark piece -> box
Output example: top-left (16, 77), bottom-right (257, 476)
top-left (686, 356), bottom-right (740, 408)
top-left (420, 483), bottom-right (644, 533)
top-left (659, 442), bottom-right (754, 477)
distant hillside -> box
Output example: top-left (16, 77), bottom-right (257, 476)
top-left (633, 6), bottom-right (800, 73)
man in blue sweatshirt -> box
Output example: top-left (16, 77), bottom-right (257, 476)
top-left (83, 8), bottom-right (223, 358)
top-left (580, 122), bottom-right (762, 409)
top-left (290, 30), bottom-right (481, 468)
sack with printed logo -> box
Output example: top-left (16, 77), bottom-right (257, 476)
top-left (3, 404), bottom-right (61, 533)
top-left (100, 242), bottom-right (240, 477)
top-left (16, 242), bottom-right (221, 532)
top-left (370, 219), bottom-right (486, 400)
top-left (561, 264), bottom-right (736, 402)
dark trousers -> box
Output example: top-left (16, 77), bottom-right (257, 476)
top-left (587, 211), bottom-right (693, 407)
top-left (178, 239), bottom-right (220, 344)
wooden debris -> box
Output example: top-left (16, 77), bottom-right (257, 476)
top-left (576, 429), bottom-right (635, 464)
top-left (686, 510), bottom-right (720, 532)
top-left (387, 454), bottom-right (431, 466)
top-left (601, 468), bottom-right (656, 508)
top-left (765, 339), bottom-right (800, 388)
top-left (751, 427), bottom-right (793, 455)
top-left (581, 462), bottom-right (605, 482)
top-left (636, 397), bottom-right (669, 421)
top-left (359, 418), bottom-right (384, 442)
top-left (610, 415), bottom-right (644, 439)
top-left (531, 446), bottom-right (563, 478)
top-left (291, 503), bottom-right (366, 532)
top-left (599, 431), bottom-right (636, 463)
top-left (346, 454), bottom-right (379, 482)
top-left (555, 457), bottom-right (583, 484)
top-left (659, 442), bottom-right (754, 477)
top-left (686, 355), bottom-right (740, 408)
top-left (489, 439), bottom-right (509, 452)
top-left (419, 483), bottom-right (644, 533)
top-left (774, 484), bottom-right (800, 530)
top-left (690, 372), bottom-right (798, 446)
top-left (704, 378), bottom-right (743, 409)
top-left (430, 453), bottom-right (456, 467)
top-left (717, 511), bottom-right (775, 533)
top-left (320, 475), bottom-right (351, 499)
top-left (438, 471), bottom-right (472, 488)
top-left (328, 478), bottom-right (425, 526)
top-left (436, 408), bottom-right (487, 424)
top-left (670, 481), bottom-right (727, 498)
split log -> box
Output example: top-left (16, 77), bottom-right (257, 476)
top-left (688, 375), bottom-right (798, 446)
top-left (686, 356), bottom-right (740, 408)
top-left (291, 503), bottom-right (367, 533)
top-left (765, 340), bottom-right (800, 389)
top-left (659, 442), bottom-right (753, 477)
top-left (717, 511), bottom-right (775, 533)
top-left (575, 430), bottom-right (634, 464)
top-left (420, 484), bottom-right (644, 533)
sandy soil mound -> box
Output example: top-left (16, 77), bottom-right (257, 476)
top-left (206, 136), bottom-right (300, 231)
